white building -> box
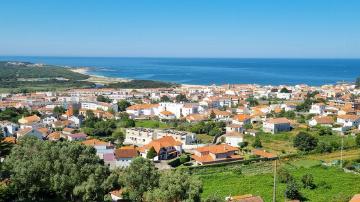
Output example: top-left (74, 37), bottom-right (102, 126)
top-left (309, 103), bottom-right (326, 115)
top-left (224, 132), bottom-right (244, 147)
top-left (81, 101), bottom-right (118, 112)
top-left (263, 118), bottom-right (291, 134)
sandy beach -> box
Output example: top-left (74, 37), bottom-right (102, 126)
top-left (70, 67), bottom-right (131, 84)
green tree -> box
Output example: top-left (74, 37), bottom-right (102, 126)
top-left (179, 154), bottom-right (190, 164)
top-left (301, 174), bottom-right (315, 189)
top-left (285, 180), bottom-right (301, 200)
top-left (238, 141), bottom-right (248, 151)
top-left (246, 97), bottom-right (259, 107)
top-left (208, 128), bottom-right (223, 137)
top-left (123, 157), bottom-right (159, 201)
top-left (53, 106), bottom-right (66, 117)
top-left (144, 169), bottom-right (202, 202)
top-left (146, 147), bottom-right (157, 159)
top-left (293, 132), bottom-right (318, 152)
top-left (252, 136), bottom-right (262, 148)
top-left (97, 95), bottom-right (112, 103)
top-left (175, 94), bottom-right (188, 103)
top-left (356, 134), bottom-right (360, 148)
top-left (117, 100), bottom-right (131, 112)
top-left (160, 95), bottom-right (171, 102)
top-left (278, 168), bottom-right (293, 183)
top-left (3, 137), bottom-right (114, 201)
top-left (280, 87), bottom-right (290, 93)
top-left (112, 129), bottom-right (125, 145)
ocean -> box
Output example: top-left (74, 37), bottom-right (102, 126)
top-left (0, 56), bottom-right (359, 86)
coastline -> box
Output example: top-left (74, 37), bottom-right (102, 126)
top-left (69, 67), bottom-right (132, 85)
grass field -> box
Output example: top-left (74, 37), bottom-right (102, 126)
top-left (198, 158), bottom-right (360, 202)
top-left (135, 120), bottom-right (170, 128)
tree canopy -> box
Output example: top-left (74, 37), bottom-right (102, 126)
top-left (293, 132), bottom-right (318, 152)
top-left (1, 137), bottom-right (116, 201)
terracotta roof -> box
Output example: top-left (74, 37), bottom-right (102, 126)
top-left (233, 114), bottom-right (251, 122)
top-left (17, 128), bottom-right (33, 136)
top-left (338, 115), bottom-right (360, 121)
top-left (313, 116), bottom-right (334, 124)
top-left (266, 118), bottom-right (290, 124)
top-left (350, 194), bottom-right (360, 202)
top-left (126, 104), bottom-right (159, 110)
top-left (139, 136), bottom-right (182, 153)
top-left (160, 110), bottom-right (175, 116)
top-left (186, 114), bottom-right (207, 121)
top-left (47, 132), bottom-right (61, 140)
top-left (195, 144), bottom-right (238, 154)
top-left (2, 137), bottom-right (16, 144)
top-left (82, 138), bottom-right (110, 146)
top-left (18, 115), bottom-right (40, 124)
top-left (115, 145), bottom-right (138, 158)
top-left (211, 109), bottom-right (231, 116)
top-left (252, 149), bottom-right (277, 158)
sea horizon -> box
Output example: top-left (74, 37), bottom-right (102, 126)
top-left (1, 56), bottom-right (359, 86)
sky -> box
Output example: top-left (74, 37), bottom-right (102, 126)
top-left (0, 0), bottom-right (359, 58)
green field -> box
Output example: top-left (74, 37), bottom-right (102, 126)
top-left (135, 120), bottom-right (170, 128)
top-left (198, 160), bottom-right (360, 202)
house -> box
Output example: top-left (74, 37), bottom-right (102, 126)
top-left (192, 144), bottom-right (243, 165)
top-left (47, 131), bottom-right (61, 141)
top-left (185, 114), bottom-right (208, 123)
top-left (81, 101), bottom-right (118, 112)
top-left (159, 110), bottom-right (176, 120)
top-left (224, 132), bottom-right (244, 147)
top-left (210, 109), bottom-right (231, 121)
top-left (263, 118), bottom-right (291, 134)
top-left (114, 145), bottom-right (138, 167)
top-left (337, 115), bottom-right (360, 128)
top-left (16, 128), bottom-right (43, 140)
top-left (252, 149), bottom-right (277, 159)
top-left (0, 121), bottom-right (18, 137)
top-left (82, 138), bottom-right (114, 159)
top-left (309, 116), bottom-right (334, 127)
top-left (125, 128), bottom-right (196, 146)
top-left (138, 136), bottom-right (182, 161)
top-left (68, 116), bottom-right (82, 127)
top-left (225, 194), bottom-right (264, 202)
top-left (124, 128), bottom-right (156, 146)
top-left (232, 114), bottom-right (251, 125)
top-left (126, 104), bottom-right (159, 118)
top-left (309, 103), bottom-right (326, 115)
top-left (67, 133), bottom-right (87, 141)
top-left (18, 114), bottom-right (41, 128)
top-left (226, 124), bottom-right (244, 133)
top-left (62, 127), bottom-right (75, 135)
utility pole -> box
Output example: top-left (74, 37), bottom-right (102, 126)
top-left (273, 159), bottom-right (277, 202)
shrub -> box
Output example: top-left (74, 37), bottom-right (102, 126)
top-left (232, 166), bottom-right (242, 175)
top-left (301, 174), bottom-right (315, 189)
top-left (278, 168), bottom-right (293, 183)
top-left (293, 132), bottom-right (318, 152)
top-left (285, 179), bottom-right (301, 200)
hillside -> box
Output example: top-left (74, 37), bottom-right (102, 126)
top-left (0, 61), bottom-right (93, 92)
top-left (0, 61), bottom-right (89, 80)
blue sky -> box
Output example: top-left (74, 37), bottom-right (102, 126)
top-left (0, 0), bottom-right (359, 58)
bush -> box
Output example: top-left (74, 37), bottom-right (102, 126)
top-left (278, 168), bottom-right (293, 183)
top-left (179, 154), bottom-right (190, 164)
top-left (293, 132), bottom-right (318, 152)
top-left (252, 136), bottom-right (262, 148)
top-left (301, 174), bottom-right (315, 189)
top-left (168, 158), bottom-right (181, 167)
top-left (285, 180), bottom-right (301, 200)
top-left (232, 166), bottom-right (242, 175)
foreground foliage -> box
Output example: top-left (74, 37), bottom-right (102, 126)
top-left (1, 137), bottom-right (118, 201)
